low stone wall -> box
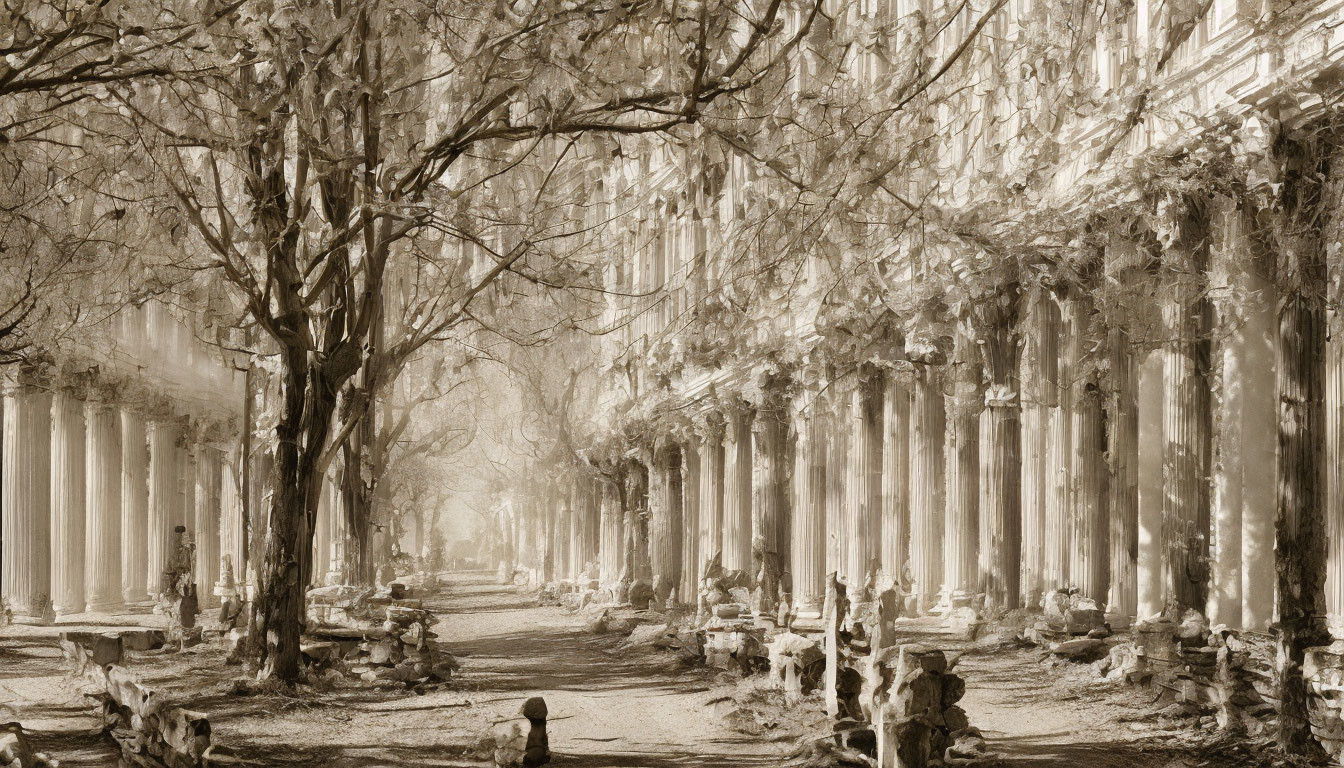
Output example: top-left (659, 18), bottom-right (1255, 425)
top-left (305, 605), bottom-right (457, 688)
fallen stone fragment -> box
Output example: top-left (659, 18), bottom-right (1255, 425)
top-left (1050, 638), bottom-right (1105, 661)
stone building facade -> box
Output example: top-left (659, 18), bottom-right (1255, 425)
top-left (507, 0), bottom-right (1344, 636)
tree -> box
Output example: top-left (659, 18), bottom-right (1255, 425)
top-left (114, 0), bottom-right (817, 682)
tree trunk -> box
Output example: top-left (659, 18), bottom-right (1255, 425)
top-left (255, 347), bottom-right (338, 683)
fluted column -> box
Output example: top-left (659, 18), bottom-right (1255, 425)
top-left (1161, 215), bottom-right (1212, 612)
top-left (1044, 293), bottom-right (1073, 595)
top-left (848, 368), bottom-right (882, 590)
top-left (722, 405), bottom-right (753, 575)
top-left (680, 445), bottom-right (701, 603)
top-left (881, 373), bottom-right (910, 586)
top-left (1065, 294), bottom-right (1108, 604)
top-left (51, 392), bottom-right (87, 616)
top-left (194, 447), bottom-right (221, 605)
top-left (599, 477), bottom-right (624, 591)
top-left (753, 389), bottom-right (788, 606)
top-left (1137, 352), bottom-right (1166, 618)
top-left (648, 444), bottom-right (682, 602)
top-left (2, 386), bottom-right (53, 621)
top-left (793, 394), bottom-right (827, 615)
top-left (85, 401), bottom-right (123, 612)
top-left (120, 411), bottom-right (149, 604)
top-left (697, 417), bottom-right (725, 574)
top-left (327, 473), bottom-right (346, 583)
top-left (147, 421), bottom-right (180, 597)
top-left (945, 328), bottom-right (980, 606)
top-left (825, 390), bottom-right (850, 580)
top-left (313, 475), bottom-right (332, 585)
top-left (978, 303), bottom-right (1021, 611)
top-left (1020, 293), bottom-right (1057, 606)
top-left (1241, 258), bottom-right (1276, 632)
top-left (910, 366), bottom-right (945, 613)
top-left (1108, 325), bottom-right (1139, 622)
top-left (218, 449), bottom-right (243, 595)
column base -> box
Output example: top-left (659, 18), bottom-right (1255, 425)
top-left (85, 599), bottom-right (126, 614)
top-left (7, 612), bottom-right (55, 626)
top-left (122, 590), bottom-right (150, 605)
top-left (53, 603), bottom-right (87, 617)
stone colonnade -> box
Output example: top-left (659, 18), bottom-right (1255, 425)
top-left (0, 386), bottom-right (255, 620)
top-left (527, 198), bottom-right (1335, 634)
top-left (0, 381), bottom-right (352, 621)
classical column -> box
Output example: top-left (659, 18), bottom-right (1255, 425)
top-left (648, 443), bottom-right (683, 602)
top-left (1136, 352), bottom-right (1165, 618)
top-left (847, 368), bottom-right (882, 590)
top-left (754, 389), bottom-right (789, 607)
top-left (312, 474), bottom-right (332, 585)
top-left (2, 386), bottom-right (53, 621)
top-left (119, 411), bottom-right (150, 605)
top-left (84, 401), bottom-right (123, 612)
top-left (218, 449), bottom-right (243, 597)
top-left (1020, 292), bottom-right (1057, 607)
top-left (1107, 324), bottom-right (1139, 622)
top-left (623, 462), bottom-right (651, 584)
top-left (680, 445), bottom-right (701, 603)
top-left (944, 328), bottom-right (980, 606)
top-left (697, 416), bottom-right (725, 574)
top-left (1161, 211), bottom-right (1212, 612)
top-left (881, 373), bottom-right (910, 587)
top-left (147, 421), bottom-right (180, 597)
top-left (978, 302), bottom-right (1021, 611)
top-left (599, 477), bottom-right (624, 591)
top-left (1044, 292), bottom-right (1073, 595)
top-left (1065, 293), bottom-right (1108, 604)
top-left (793, 394), bottom-right (827, 615)
top-left (722, 405), bottom-right (753, 575)
top-left (825, 389), bottom-right (850, 580)
top-left (1241, 254), bottom-right (1276, 632)
top-left (909, 365), bottom-right (945, 612)
top-left (327, 473), bottom-right (346, 584)
top-left (51, 391), bottom-right (87, 616)
top-left (194, 447), bottom-right (221, 605)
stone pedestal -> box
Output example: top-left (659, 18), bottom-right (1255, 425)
top-left (85, 402), bottom-right (123, 612)
top-left (51, 392), bottom-right (87, 617)
top-left (2, 387), bottom-right (54, 621)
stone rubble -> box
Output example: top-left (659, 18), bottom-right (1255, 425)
top-left (304, 605), bottom-right (457, 689)
top-left (1093, 610), bottom-right (1277, 738)
top-left (0, 723), bottom-right (58, 768)
top-left (97, 665), bottom-right (211, 768)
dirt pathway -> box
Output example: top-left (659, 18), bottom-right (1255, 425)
top-left (1, 572), bottom-right (1258, 767)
